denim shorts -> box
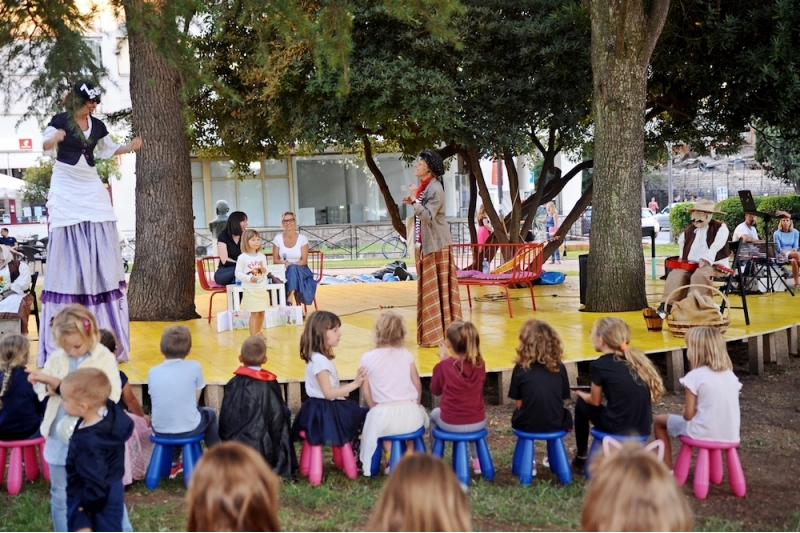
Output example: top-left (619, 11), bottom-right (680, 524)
top-left (666, 414), bottom-right (688, 438)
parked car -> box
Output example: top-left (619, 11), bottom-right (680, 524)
top-left (655, 202), bottom-right (694, 231)
top-left (641, 207), bottom-right (660, 234)
top-left (581, 206), bottom-right (592, 236)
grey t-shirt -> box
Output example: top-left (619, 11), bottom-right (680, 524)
top-left (148, 359), bottom-right (205, 434)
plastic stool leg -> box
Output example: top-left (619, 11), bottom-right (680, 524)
top-left (7, 447), bottom-right (22, 495)
top-left (145, 444), bottom-right (167, 490)
top-left (585, 437), bottom-right (603, 480)
top-left (432, 438), bottom-right (445, 458)
top-left (308, 444), bottom-right (323, 486)
top-left (159, 445), bottom-right (173, 478)
top-left (0, 447), bottom-right (6, 485)
top-left (39, 443), bottom-right (50, 482)
top-left (511, 438), bottom-right (523, 477)
top-left (413, 436), bottom-right (426, 453)
top-left (726, 448), bottom-right (747, 498)
top-left (299, 439), bottom-right (311, 477)
top-left (710, 448), bottom-right (724, 485)
top-left (453, 441), bottom-right (470, 486)
top-left (337, 443), bottom-right (358, 480)
top-left (23, 445), bottom-right (39, 482)
top-left (518, 439), bottom-right (534, 486)
top-left (548, 438), bottom-right (572, 485)
top-left (370, 441), bottom-right (383, 476)
top-left (332, 445), bottom-right (343, 470)
top-left (673, 443), bottom-right (693, 486)
top-left (694, 448), bottom-right (710, 499)
top-left (389, 440), bottom-right (404, 472)
top-left (182, 443), bottom-right (203, 487)
top-left (475, 438), bottom-right (495, 482)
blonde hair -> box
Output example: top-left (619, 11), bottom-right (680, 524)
top-left (546, 201), bottom-right (557, 214)
top-left (581, 443), bottom-right (693, 532)
top-left (240, 335), bottom-right (267, 366)
top-left (446, 321), bottom-right (484, 369)
top-left (515, 319), bottom-right (563, 372)
top-left (591, 317), bottom-right (665, 403)
top-left (239, 228), bottom-right (262, 254)
top-left (779, 215), bottom-right (794, 232)
top-left (367, 454), bottom-right (471, 532)
top-left (160, 325), bottom-right (192, 359)
top-left (187, 441), bottom-right (280, 532)
top-left (52, 304), bottom-right (100, 352)
top-left (0, 334), bottom-right (30, 409)
top-left (685, 327), bottom-right (732, 372)
top-left (300, 311), bottom-right (341, 362)
top-left (61, 368), bottom-right (112, 409)
top-left (373, 310), bottom-right (407, 348)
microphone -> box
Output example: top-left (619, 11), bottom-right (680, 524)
top-left (283, 253), bottom-right (287, 263)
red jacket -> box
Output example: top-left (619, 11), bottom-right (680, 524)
top-left (430, 358), bottom-right (486, 425)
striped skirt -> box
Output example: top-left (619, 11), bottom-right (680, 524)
top-left (416, 247), bottom-right (462, 346)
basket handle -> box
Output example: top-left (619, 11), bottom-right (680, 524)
top-left (665, 283), bottom-right (731, 320)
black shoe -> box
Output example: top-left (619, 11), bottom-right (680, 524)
top-left (572, 456), bottom-right (586, 477)
top-left (393, 266), bottom-right (410, 281)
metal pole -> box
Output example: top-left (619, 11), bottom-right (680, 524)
top-left (666, 142), bottom-right (673, 240)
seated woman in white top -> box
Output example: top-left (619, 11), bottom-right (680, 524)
top-left (272, 211), bottom-right (317, 306)
top-left (0, 245), bottom-right (32, 334)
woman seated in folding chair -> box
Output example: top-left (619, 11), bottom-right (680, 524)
top-left (0, 245), bottom-right (33, 335)
top-left (273, 211), bottom-right (317, 307)
top-left (774, 212), bottom-right (800, 289)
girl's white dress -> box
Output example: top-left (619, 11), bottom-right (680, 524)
top-left (235, 252), bottom-right (269, 312)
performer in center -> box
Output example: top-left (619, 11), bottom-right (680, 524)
top-left (657, 200), bottom-right (729, 318)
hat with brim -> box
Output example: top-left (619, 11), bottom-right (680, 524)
top-left (687, 199), bottom-right (726, 215)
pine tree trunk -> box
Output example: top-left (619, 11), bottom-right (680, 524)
top-left (586, 0), bottom-right (670, 312)
top-left (124, 1), bottom-right (199, 320)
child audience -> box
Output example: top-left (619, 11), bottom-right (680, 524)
top-left (0, 334), bottom-right (44, 441)
top-left (99, 329), bottom-right (154, 485)
top-left (148, 324), bottom-right (220, 477)
top-left (359, 311), bottom-right (429, 475)
top-left (581, 442), bottom-right (693, 531)
top-left (219, 335), bottom-right (297, 478)
top-left (187, 441), bottom-right (280, 532)
top-left (654, 326), bottom-right (742, 469)
top-left (508, 320), bottom-right (573, 476)
top-left (61, 368), bottom-right (133, 532)
top-left (571, 317), bottom-right (665, 476)
top-left (367, 453), bottom-right (472, 532)
top-left (429, 321), bottom-right (486, 473)
top-left (235, 228), bottom-right (270, 337)
top-left (291, 311), bottom-right (368, 455)
top-left (26, 304), bottom-right (122, 532)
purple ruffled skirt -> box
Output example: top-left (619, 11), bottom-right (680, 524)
top-left (37, 221), bottom-right (130, 366)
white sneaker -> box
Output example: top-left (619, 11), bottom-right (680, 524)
top-left (472, 457), bottom-right (481, 474)
top-left (542, 456), bottom-right (550, 469)
top-left (532, 464), bottom-right (537, 478)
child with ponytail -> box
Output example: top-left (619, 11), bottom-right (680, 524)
top-left (0, 334), bottom-right (43, 441)
top-left (572, 317), bottom-right (665, 476)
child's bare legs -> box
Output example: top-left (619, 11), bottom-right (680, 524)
top-left (249, 311), bottom-right (265, 336)
top-left (653, 414), bottom-right (674, 469)
top-left (790, 255), bottom-right (799, 287)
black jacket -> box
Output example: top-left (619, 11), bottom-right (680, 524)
top-left (219, 368), bottom-right (297, 478)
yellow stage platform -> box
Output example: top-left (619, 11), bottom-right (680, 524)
top-left (27, 275), bottom-right (799, 407)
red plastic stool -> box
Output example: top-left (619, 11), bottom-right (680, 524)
top-left (673, 436), bottom-right (746, 499)
top-left (298, 431), bottom-right (358, 486)
top-left (0, 436), bottom-right (50, 495)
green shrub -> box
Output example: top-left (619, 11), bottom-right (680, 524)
top-left (715, 197), bottom-right (745, 232)
top-left (754, 195), bottom-right (800, 237)
top-left (669, 202), bottom-right (695, 236)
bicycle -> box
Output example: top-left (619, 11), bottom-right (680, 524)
top-left (382, 235), bottom-right (408, 259)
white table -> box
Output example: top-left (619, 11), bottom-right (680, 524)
top-left (226, 284), bottom-right (286, 311)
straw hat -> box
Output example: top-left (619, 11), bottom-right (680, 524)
top-left (687, 199), bottom-right (726, 215)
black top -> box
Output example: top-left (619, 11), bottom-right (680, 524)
top-left (508, 363), bottom-right (572, 432)
top-left (48, 112), bottom-right (109, 167)
top-left (216, 230), bottom-right (241, 268)
top-left (590, 353), bottom-right (653, 435)
top-left (0, 367), bottom-right (46, 441)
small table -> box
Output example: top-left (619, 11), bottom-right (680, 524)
top-left (226, 284), bottom-right (286, 311)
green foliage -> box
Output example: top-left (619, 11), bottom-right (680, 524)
top-left (715, 197), bottom-right (746, 234)
top-left (752, 194), bottom-right (800, 236)
top-left (754, 125), bottom-right (800, 193)
top-left (22, 156), bottom-right (122, 205)
top-left (668, 202), bottom-right (695, 238)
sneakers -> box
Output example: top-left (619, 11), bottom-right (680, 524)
top-left (532, 463), bottom-right (537, 478)
top-left (169, 461), bottom-right (183, 479)
top-left (542, 456), bottom-right (550, 469)
top-left (472, 457), bottom-right (481, 475)
top-left (572, 456), bottom-right (586, 477)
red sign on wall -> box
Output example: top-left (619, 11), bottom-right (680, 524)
top-left (18, 139), bottom-right (32, 150)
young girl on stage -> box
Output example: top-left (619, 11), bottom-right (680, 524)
top-left (292, 311), bottom-right (368, 452)
top-left (429, 321), bottom-right (485, 473)
top-left (571, 317), bottom-right (664, 476)
top-left (654, 327), bottom-right (741, 469)
top-left (508, 320), bottom-right (573, 476)
top-left (0, 335), bottom-right (43, 441)
top-left (359, 311), bottom-right (428, 475)
top-left (235, 229), bottom-right (269, 337)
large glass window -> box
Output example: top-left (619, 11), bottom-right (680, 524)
top-left (210, 180), bottom-right (237, 212)
top-left (265, 178), bottom-right (290, 226)
top-left (192, 181), bottom-right (206, 229)
top-left (238, 178), bottom-right (265, 227)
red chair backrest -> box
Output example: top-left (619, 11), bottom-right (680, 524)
top-left (307, 250), bottom-right (324, 282)
top-left (196, 256), bottom-right (222, 290)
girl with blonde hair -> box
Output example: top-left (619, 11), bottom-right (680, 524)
top-left (367, 453), bottom-right (472, 532)
top-left (359, 311), bottom-right (428, 475)
top-left (581, 442), bottom-right (693, 531)
top-left (571, 317), bottom-right (665, 476)
top-left (0, 334), bottom-right (42, 441)
top-left (545, 201), bottom-right (561, 264)
top-left (508, 320), bottom-right (572, 477)
top-left (187, 441), bottom-right (280, 532)
top-left (654, 327), bottom-right (741, 469)
top-left (429, 321), bottom-right (486, 473)
top-left (235, 228), bottom-right (269, 336)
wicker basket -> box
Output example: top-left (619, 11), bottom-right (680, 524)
top-left (665, 284), bottom-right (731, 338)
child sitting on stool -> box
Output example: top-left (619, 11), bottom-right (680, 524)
top-left (219, 336), bottom-right (297, 478)
top-left (148, 325), bottom-right (220, 477)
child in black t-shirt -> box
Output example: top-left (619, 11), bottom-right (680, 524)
top-left (508, 320), bottom-right (573, 477)
top-left (571, 317), bottom-right (665, 476)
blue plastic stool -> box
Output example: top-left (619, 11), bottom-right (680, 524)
top-left (586, 427), bottom-right (649, 479)
top-left (369, 427), bottom-right (426, 475)
top-left (145, 434), bottom-right (204, 489)
top-left (431, 427), bottom-right (494, 486)
top-left (511, 429), bottom-right (571, 485)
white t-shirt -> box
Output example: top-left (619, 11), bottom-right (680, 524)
top-left (733, 222), bottom-right (759, 243)
top-left (235, 252), bottom-right (269, 289)
top-left (273, 233), bottom-right (308, 263)
top-left (305, 351), bottom-right (339, 399)
top-left (679, 365), bottom-right (741, 442)
top-left (359, 347), bottom-right (418, 404)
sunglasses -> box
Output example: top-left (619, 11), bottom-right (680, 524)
top-left (87, 98), bottom-right (100, 105)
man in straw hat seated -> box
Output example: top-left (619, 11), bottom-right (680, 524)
top-left (657, 199), bottom-right (730, 318)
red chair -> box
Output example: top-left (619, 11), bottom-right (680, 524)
top-left (304, 250), bottom-right (324, 312)
top-left (196, 256), bottom-right (227, 323)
